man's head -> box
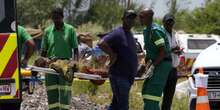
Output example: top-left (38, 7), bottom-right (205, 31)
top-left (51, 7), bottom-right (64, 28)
top-left (163, 13), bottom-right (175, 33)
top-left (122, 10), bottom-right (137, 30)
top-left (139, 8), bottom-right (154, 26)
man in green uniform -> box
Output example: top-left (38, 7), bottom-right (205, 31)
top-left (139, 8), bottom-right (172, 110)
top-left (41, 7), bottom-right (78, 110)
top-left (17, 25), bottom-right (35, 67)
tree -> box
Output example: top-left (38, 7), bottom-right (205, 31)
top-left (17, 0), bottom-right (142, 31)
top-left (85, 0), bottom-right (142, 31)
top-left (17, 0), bottom-right (68, 28)
top-left (168, 0), bottom-right (177, 15)
top-left (175, 0), bottom-right (220, 35)
top-left (86, 0), bottom-right (124, 30)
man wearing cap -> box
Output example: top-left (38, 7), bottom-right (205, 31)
top-left (139, 8), bottom-right (172, 110)
top-left (162, 13), bottom-right (181, 110)
top-left (98, 10), bottom-right (138, 110)
top-left (40, 7), bottom-right (78, 110)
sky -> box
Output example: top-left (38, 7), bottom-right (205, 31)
top-left (135, 0), bottom-right (206, 18)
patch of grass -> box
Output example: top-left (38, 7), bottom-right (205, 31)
top-left (171, 96), bottom-right (189, 110)
top-left (77, 22), bottom-right (104, 40)
top-left (72, 79), bottom-right (189, 110)
top-left (72, 80), bottom-right (112, 105)
top-left (129, 81), bottom-right (144, 110)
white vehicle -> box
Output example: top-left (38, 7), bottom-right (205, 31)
top-left (188, 41), bottom-right (220, 110)
top-left (134, 33), bottom-right (220, 57)
top-left (177, 34), bottom-right (220, 59)
top-left (176, 34), bottom-right (220, 75)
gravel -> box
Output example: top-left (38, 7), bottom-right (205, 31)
top-left (21, 84), bottom-right (107, 110)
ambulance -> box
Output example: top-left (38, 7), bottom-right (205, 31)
top-left (0, 0), bottom-right (22, 109)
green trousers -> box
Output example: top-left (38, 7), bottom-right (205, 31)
top-left (45, 74), bottom-right (72, 110)
top-left (142, 61), bottom-right (172, 110)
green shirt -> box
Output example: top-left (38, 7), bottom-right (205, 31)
top-left (17, 25), bottom-right (32, 56)
top-left (143, 23), bottom-right (171, 61)
top-left (41, 23), bottom-right (78, 59)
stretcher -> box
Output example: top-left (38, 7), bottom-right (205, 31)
top-left (24, 65), bottom-right (145, 81)
top-left (25, 65), bottom-right (105, 80)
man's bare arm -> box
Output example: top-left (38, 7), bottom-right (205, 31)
top-left (22, 39), bottom-right (35, 66)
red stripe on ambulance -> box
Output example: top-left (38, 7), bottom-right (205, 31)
top-left (1, 49), bottom-right (18, 78)
top-left (0, 34), bottom-right (9, 52)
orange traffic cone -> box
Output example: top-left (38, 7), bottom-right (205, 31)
top-left (196, 87), bottom-right (210, 110)
top-left (195, 68), bottom-right (210, 110)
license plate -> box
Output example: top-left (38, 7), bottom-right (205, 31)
top-left (208, 91), bottom-right (220, 99)
top-left (0, 85), bottom-right (11, 94)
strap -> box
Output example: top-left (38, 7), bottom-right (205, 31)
top-left (48, 102), bottom-right (59, 109)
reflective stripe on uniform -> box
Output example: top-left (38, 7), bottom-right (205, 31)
top-left (0, 34), bottom-right (17, 76)
top-left (48, 103), bottom-right (70, 109)
top-left (60, 103), bottom-right (70, 109)
top-left (154, 38), bottom-right (165, 46)
top-left (48, 102), bottom-right (59, 109)
top-left (59, 85), bottom-right (71, 91)
top-left (46, 85), bottom-right (71, 91)
top-left (142, 94), bottom-right (161, 102)
top-left (197, 96), bottom-right (209, 103)
top-left (46, 85), bottom-right (59, 91)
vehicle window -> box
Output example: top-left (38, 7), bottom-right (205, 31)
top-left (0, 0), bottom-right (5, 22)
top-left (188, 39), bottom-right (217, 49)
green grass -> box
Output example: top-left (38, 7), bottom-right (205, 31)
top-left (72, 79), bottom-right (188, 110)
top-left (77, 22), bottom-right (104, 40)
top-left (171, 96), bottom-right (188, 110)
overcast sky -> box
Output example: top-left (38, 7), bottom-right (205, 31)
top-left (135, 0), bottom-right (206, 18)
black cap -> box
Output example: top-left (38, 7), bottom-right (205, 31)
top-left (163, 13), bottom-right (175, 22)
top-left (123, 10), bottom-right (137, 18)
